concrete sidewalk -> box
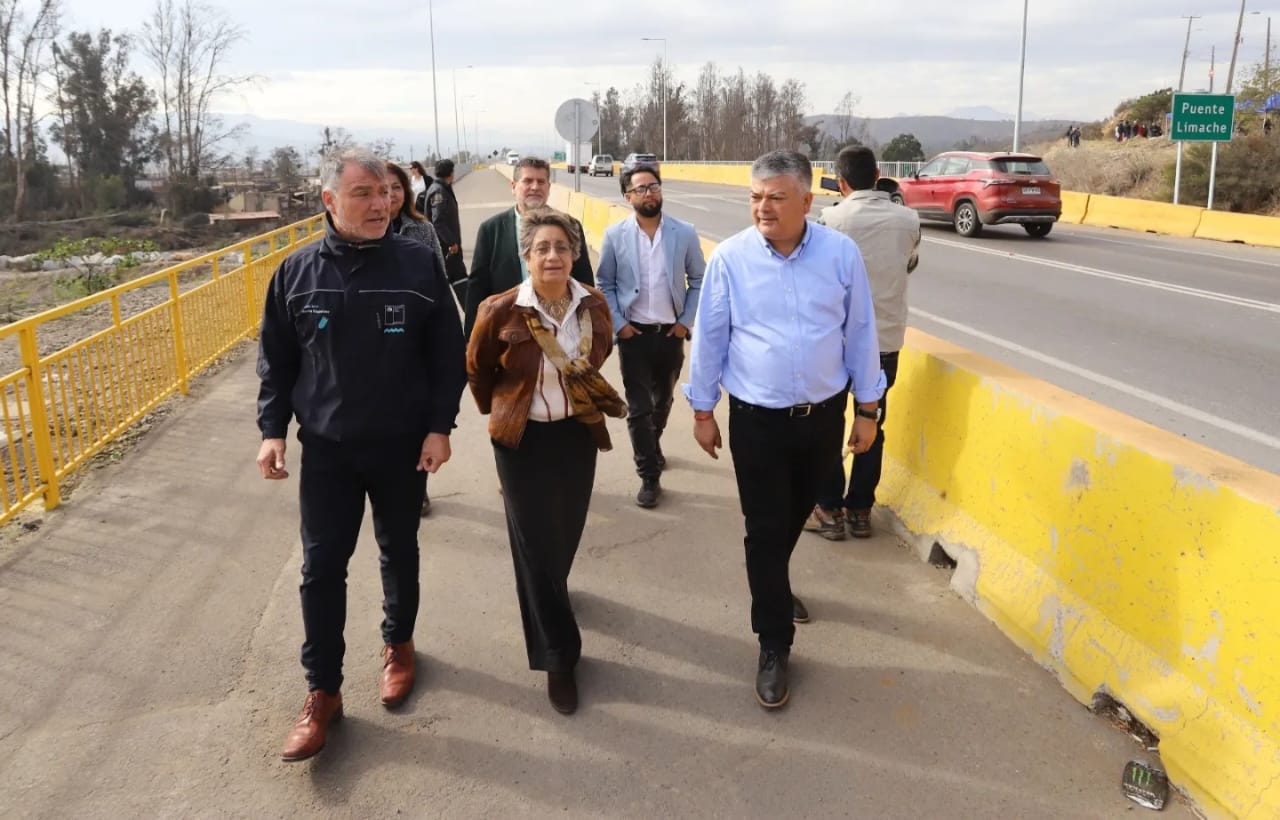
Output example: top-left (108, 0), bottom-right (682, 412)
top-left (0, 170), bottom-right (1187, 818)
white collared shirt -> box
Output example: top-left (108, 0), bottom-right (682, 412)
top-left (629, 219), bottom-right (677, 325)
top-left (515, 278), bottom-right (590, 422)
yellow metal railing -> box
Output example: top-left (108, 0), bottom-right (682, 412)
top-left (0, 213), bottom-right (327, 525)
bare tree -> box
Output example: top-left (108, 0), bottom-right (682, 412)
top-left (141, 0), bottom-right (251, 188)
top-left (317, 126), bottom-right (355, 158)
top-left (1, 0), bottom-right (60, 220)
top-left (367, 137), bottom-right (396, 160)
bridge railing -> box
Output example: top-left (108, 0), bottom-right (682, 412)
top-left (0, 213), bottom-right (326, 525)
top-left (661, 159), bottom-right (924, 179)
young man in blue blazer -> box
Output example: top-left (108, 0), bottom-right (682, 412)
top-left (596, 165), bottom-right (706, 508)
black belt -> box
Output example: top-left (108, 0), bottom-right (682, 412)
top-left (728, 392), bottom-right (844, 418)
top-left (630, 322), bottom-right (675, 334)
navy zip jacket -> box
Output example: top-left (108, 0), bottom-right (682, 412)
top-left (256, 215), bottom-right (466, 442)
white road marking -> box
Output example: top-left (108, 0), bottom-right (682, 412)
top-left (660, 194), bottom-right (712, 211)
top-left (910, 307), bottom-right (1280, 451)
top-left (1062, 230), bottom-right (1280, 269)
top-left (921, 236), bottom-right (1280, 315)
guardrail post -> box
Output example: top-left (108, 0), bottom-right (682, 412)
top-left (168, 270), bottom-right (190, 395)
top-left (243, 244), bottom-right (259, 339)
top-left (18, 327), bottom-right (61, 511)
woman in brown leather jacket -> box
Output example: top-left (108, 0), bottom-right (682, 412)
top-left (466, 208), bottom-right (625, 715)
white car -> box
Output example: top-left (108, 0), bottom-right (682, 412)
top-left (588, 155), bottom-right (614, 176)
top-left (505, 151), bottom-right (520, 166)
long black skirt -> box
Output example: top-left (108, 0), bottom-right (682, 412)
top-left (492, 418), bottom-right (597, 671)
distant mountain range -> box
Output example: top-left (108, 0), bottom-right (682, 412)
top-left (207, 112), bottom-right (1077, 164)
top-left (806, 113), bottom-right (1076, 156)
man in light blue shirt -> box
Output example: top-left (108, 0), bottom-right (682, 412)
top-left (683, 150), bottom-right (885, 710)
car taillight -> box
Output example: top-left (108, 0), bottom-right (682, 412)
top-left (979, 178), bottom-right (1018, 188)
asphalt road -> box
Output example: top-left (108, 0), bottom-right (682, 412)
top-left (560, 171), bottom-right (1280, 475)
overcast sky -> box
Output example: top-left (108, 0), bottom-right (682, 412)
top-left (63, 0), bottom-right (1277, 153)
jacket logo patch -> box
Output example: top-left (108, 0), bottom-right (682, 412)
top-left (384, 304), bottom-right (406, 334)
top-left (318, 317), bottom-right (329, 329)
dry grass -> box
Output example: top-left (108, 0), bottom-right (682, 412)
top-left (1034, 138), bottom-right (1179, 202)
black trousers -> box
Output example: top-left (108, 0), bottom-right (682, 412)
top-left (816, 351), bottom-right (899, 512)
top-left (617, 329), bottom-right (685, 479)
top-left (297, 432), bottom-right (426, 693)
top-left (493, 419), bottom-right (597, 672)
top-left (445, 251), bottom-right (468, 308)
top-left (728, 393), bottom-right (844, 653)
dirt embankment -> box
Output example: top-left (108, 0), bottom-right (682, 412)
top-left (1034, 138), bottom-right (1178, 202)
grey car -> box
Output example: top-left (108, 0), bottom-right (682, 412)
top-left (621, 152), bottom-right (659, 175)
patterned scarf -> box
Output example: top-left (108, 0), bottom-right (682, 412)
top-left (525, 307), bottom-right (627, 451)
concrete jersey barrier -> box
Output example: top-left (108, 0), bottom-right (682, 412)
top-left (598, 162), bottom-right (1280, 248)
top-left (490, 163), bottom-right (1280, 817)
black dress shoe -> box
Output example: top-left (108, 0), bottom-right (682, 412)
top-left (547, 670), bottom-right (578, 714)
top-left (848, 508), bottom-right (872, 538)
top-left (755, 650), bottom-right (790, 710)
top-left (636, 478), bottom-right (660, 508)
top-left (792, 595), bottom-right (810, 624)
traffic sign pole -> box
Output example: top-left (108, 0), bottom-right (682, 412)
top-left (1208, 142), bottom-right (1219, 209)
top-left (1173, 143), bottom-right (1184, 205)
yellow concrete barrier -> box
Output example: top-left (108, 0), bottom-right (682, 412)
top-left (658, 163), bottom-right (752, 189)
top-left (881, 330), bottom-right (1280, 819)
top-left (1083, 194), bottom-right (1204, 237)
top-left (540, 165), bottom-right (1280, 816)
top-left (1059, 191), bottom-right (1090, 225)
top-left (612, 163), bottom-right (1280, 248)
top-left (1195, 210), bottom-right (1280, 248)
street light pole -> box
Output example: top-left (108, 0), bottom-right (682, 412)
top-left (1173, 15), bottom-right (1201, 206)
top-left (1013, 0), bottom-right (1029, 152)
top-left (1178, 15), bottom-right (1200, 93)
top-left (642, 37), bottom-right (668, 160)
top-left (452, 66), bottom-right (472, 161)
top-left (1226, 0), bottom-right (1248, 94)
top-left (427, 0), bottom-right (441, 159)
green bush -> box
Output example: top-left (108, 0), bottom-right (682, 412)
top-left (34, 236), bottom-right (161, 296)
top-left (88, 175), bottom-right (128, 212)
top-left (1168, 134), bottom-right (1280, 213)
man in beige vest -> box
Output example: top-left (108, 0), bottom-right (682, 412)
top-left (806, 146), bottom-right (920, 541)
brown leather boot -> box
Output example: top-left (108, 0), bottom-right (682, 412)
top-left (281, 690), bottom-right (343, 762)
top-left (380, 640), bottom-right (416, 708)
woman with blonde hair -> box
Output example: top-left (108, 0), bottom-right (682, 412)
top-left (467, 208), bottom-right (625, 715)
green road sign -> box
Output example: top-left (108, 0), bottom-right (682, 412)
top-left (1170, 93), bottom-right (1234, 142)
top-left (553, 151), bottom-right (566, 160)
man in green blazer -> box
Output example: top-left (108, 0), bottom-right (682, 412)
top-left (463, 157), bottom-right (595, 336)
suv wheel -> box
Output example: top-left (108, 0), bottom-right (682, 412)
top-left (953, 202), bottom-right (983, 237)
top-left (890, 192), bottom-right (905, 206)
top-left (1024, 223), bottom-right (1053, 238)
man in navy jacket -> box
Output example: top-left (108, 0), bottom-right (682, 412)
top-left (256, 149), bottom-right (466, 762)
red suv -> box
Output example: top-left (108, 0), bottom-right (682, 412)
top-left (895, 151), bottom-right (1061, 238)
